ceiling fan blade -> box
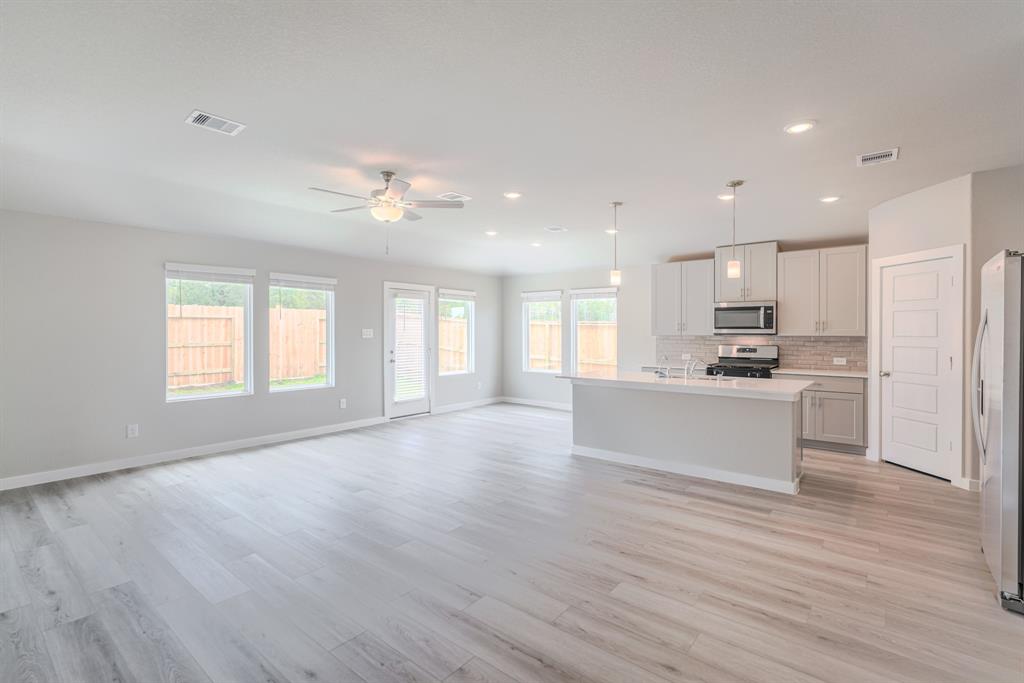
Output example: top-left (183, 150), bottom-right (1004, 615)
top-left (404, 200), bottom-right (464, 209)
top-left (402, 210), bottom-right (423, 222)
top-left (330, 206), bottom-right (366, 213)
top-left (385, 178), bottom-right (411, 201)
top-left (309, 186), bottom-right (369, 201)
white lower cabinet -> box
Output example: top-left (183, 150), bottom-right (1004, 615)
top-left (788, 374), bottom-right (866, 450)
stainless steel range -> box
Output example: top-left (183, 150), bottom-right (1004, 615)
top-left (706, 345), bottom-right (779, 379)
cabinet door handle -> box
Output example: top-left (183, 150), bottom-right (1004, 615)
top-left (815, 320), bottom-right (819, 332)
top-left (822, 320), bottom-right (827, 332)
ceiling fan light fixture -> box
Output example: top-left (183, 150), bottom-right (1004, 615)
top-left (370, 204), bottom-right (404, 223)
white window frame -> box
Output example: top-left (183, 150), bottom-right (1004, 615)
top-left (570, 287), bottom-right (618, 375)
top-left (268, 272), bottom-right (337, 393)
top-left (521, 290), bottom-right (563, 374)
top-left (438, 288), bottom-right (476, 376)
top-left (165, 262), bottom-right (255, 402)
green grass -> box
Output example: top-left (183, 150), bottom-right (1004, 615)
top-left (167, 381), bottom-right (246, 398)
top-left (269, 374), bottom-right (327, 390)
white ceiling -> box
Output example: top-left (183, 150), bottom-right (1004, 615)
top-left (2, 1), bottom-right (1021, 275)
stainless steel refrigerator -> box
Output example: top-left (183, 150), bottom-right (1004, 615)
top-left (973, 250), bottom-right (1023, 614)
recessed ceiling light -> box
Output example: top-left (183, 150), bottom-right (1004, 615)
top-left (544, 226), bottom-right (568, 233)
top-left (503, 191), bottom-right (522, 199)
top-left (717, 193), bottom-right (734, 201)
top-left (484, 230), bottom-right (498, 236)
top-left (784, 120), bottom-right (816, 134)
top-left (530, 242), bottom-right (542, 247)
top-left (819, 196), bottom-right (841, 203)
top-left (605, 228), bottom-right (619, 235)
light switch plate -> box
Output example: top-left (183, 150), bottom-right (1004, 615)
top-left (362, 328), bottom-right (374, 339)
top-left (680, 353), bottom-right (692, 361)
top-left (339, 399), bottom-right (347, 409)
top-left (832, 357), bottom-right (847, 366)
top-left (125, 424), bottom-right (140, 439)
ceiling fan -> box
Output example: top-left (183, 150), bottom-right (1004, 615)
top-left (309, 170), bottom-right (464, 223)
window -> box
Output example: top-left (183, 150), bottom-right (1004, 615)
top-left (166, 263), bottom-right (254, 400)
top-left (438, 289), bottom-right (475, 375)
top-left (269, 273), bottom-right (336, 391)
top-left (571, 288), bottom-right (617, 378)
top-left (522, 291), bottom-right (562, 373)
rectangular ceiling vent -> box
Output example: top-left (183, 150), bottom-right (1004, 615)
top-left (856, 147), bottom-right (899, 167)
top-left (437, 192), bottom-right (471, 202)
top-left (186, 110), bottom-right (245, 136)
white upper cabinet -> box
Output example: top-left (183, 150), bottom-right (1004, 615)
top-left (683, 259), bottom-right (714, 335)
top-left (651, 259), bottom-right (713, 336)
top-left (714, 246), bottom-right (746, 302)
top-left (714, 242), bottom-right (778, 302)
top-left (778, 250), bottom-right (820, 335)
top-left (651, 262), bottom-right (682, 336)
top-left (777, 245), bottom-right (866, 337)
top-left (744, 241), bottom-right (779, 301)
top-left (820, 245), bottom-right (866, 336)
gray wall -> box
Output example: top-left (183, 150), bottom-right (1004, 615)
top-left (501, 265), bottom-right (654, 406)
top-left (866, 165), bottom-right (1023, 481)
top-left (0, 210), bottom-right (503, 479)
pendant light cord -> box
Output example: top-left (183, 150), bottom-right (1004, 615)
top-left (732, 184), bottom-right (737, 258)
top-left (613, 203), bottom-right (619, 270)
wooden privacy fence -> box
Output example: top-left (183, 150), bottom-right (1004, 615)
top-left (438, 318), bottom-right (468, 373)
top-left (528, 321), bottom-right (617, 377)
top-left (167, 305), bottom-right (326, 388)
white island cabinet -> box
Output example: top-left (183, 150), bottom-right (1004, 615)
top-left (559, 372), bottom-right (812, 494)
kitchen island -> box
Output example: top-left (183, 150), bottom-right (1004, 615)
top-left (559, 372), bottom-right (813, 493)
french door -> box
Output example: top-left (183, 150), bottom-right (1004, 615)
top-left (384, 286), bottom-right (432, 418)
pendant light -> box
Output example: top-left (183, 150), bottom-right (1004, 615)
top-left (725, 180), bottom-right (745, 279)
top-left (609, 201), bottom-right (623, 286)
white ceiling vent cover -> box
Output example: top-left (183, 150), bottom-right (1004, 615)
top-left (186, 110), bottom-right (245, 136)
top-left (857, 147), bottom-right (899, 167)
top-left (437, 192), bottom-right (471, 202)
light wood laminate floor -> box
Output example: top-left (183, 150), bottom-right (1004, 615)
top-left (2, 404), bottom-right (1022, 682)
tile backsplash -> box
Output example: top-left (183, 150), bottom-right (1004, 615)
top-left (655, 335), bottom-right (867, 372)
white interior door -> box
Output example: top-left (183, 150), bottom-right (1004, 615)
top-left (385, 287), bottom-right (432, 418)
top-left (879, 256), bottom-right (961, 479)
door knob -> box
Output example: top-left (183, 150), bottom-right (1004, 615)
top-left (879, 370), bottom-right (891, 377)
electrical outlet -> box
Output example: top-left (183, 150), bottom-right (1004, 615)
top-left (680, 353), bottom-right (692, 361)
top-left (125, 424), bottom-right (140, 439)
top-left (338, 399), bottom-right (347, 409)
top-left (361, 328), bottom-right (374, 339)
top-left (477, 381), bottom-right (482, 390)
top-left (832, 357), bottom-right (847, 366)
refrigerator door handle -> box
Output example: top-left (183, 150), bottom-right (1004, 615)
top-left (970, 309), bottom-right (988, 462)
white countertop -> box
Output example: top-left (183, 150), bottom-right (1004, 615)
top-left (558, 371), bottom-right (812, 402)
top-left (774, 367), bottom-right (868, 379)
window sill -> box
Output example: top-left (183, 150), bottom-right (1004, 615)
top-left (269, 383), bottom-right (334, 394)
top-left (439, 371), bottom-right (475, 377)
top-left (166, 390), bottom-right (254, 403)
top-left (523, 369), bottom-right (562, 375)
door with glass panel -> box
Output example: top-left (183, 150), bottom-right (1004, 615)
top-left (385, 287), bottom-right (432, 418)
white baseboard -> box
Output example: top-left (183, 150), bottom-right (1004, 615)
top-left (499, 396), bottom-right (572, 412)
top-left (430, 397), bottom-right (503, 415)
top-left (571, 444), bottom-right (800, 495)
top-left (0, 416), bottom-right (387, 491)
top-left (953, 476), bottom-right (981, 492)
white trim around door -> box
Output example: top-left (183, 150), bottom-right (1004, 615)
top-left (868, 244), bottom-right (966, 487)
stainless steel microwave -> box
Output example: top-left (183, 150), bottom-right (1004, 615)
top-left (713, 301), bottom-right (776, 335)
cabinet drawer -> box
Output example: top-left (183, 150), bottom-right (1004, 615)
top-left (786, 374), bottom-right (864, 395)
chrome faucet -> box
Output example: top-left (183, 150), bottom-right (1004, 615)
top-left (684, 358), bottom-right (709, 378)
top-left (654, 354), bottom-right (670, 378)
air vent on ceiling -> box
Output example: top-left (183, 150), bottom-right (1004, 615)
top-left (186, 110), bottom-right (245, 136)
top-left (857, 147), bottom-right (899, 167)
top-left (437, 192), bottom-right (471, 202)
